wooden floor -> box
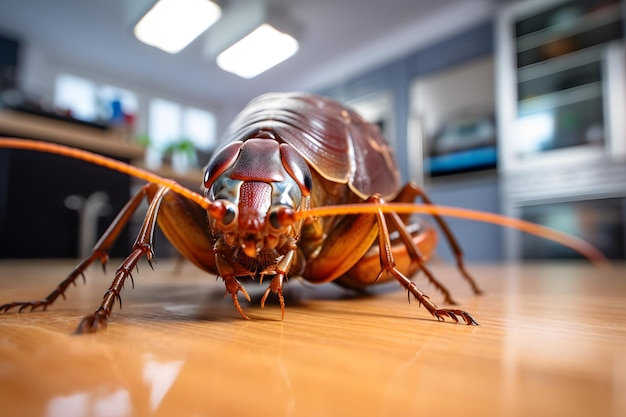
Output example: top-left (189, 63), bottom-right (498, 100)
top-left (0, 259), bottom-right (624, 417)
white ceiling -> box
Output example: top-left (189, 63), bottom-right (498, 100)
top-left (0, 0), bottom-right (501, 113)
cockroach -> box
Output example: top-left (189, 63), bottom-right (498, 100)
top-left (0, 93), bottom-right (606, 333)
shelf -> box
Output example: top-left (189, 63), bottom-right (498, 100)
top-left (517, 43), bottom-right (605, 81)
top-left (514, 0), bottom-right (624, 68)
top-left (518, 81), bottom-right (602, 112)
top-left (518, 54), bottom-right (603, 100)
top-left (516, 3), bottom-right (622, 52)
top-left (0, 109), bottom-right (145, 159)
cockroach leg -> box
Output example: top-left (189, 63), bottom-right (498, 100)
top-left (223, 275), bottom-right (252, 320)
top-left (75, 185), bottom-right (168, 333)
top-left (403, 183), bottom-right (483, 295)
top-left (411, 261), bottom-right (457, 305)
top-left (371, 196), bottom-right (478, 325)
top-left (261, 273), bottom-right (287, 319)
top-left (396, 273), bottom-right (478, 325)
top-left (0, 251), bottom-right (107, 314)
top-left (1, 182), bottom-right (162, 321)
top-left (260, 249), bottom-right (295, 318)
top-left (76, 248), bottom-right (146, 333)
top-left (385, 210), bottom-right (457, 305)
top-left (76, 309), bottom-right (109, 333)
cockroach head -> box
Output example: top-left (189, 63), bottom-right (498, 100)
top-left (202, 134), bottom-right (311, 257)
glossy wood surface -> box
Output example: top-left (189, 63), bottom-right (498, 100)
top-left (0, 260), bottom-right (624, 417)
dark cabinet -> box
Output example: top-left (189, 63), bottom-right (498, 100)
top-left (0, 147), bottom-right (131, 258)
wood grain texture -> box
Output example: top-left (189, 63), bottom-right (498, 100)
top-left (0, 260), bottom-right (624, 417)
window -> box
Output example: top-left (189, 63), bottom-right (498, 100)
top-left (183, 107), bottom-right (217, 151)
top-left (98, 85), bottom-right (139, 124)
top-left (53, 74), bottom-right (217, 171)
top-left (54, 74), bottom-right (98, 121)
top-left (149, 99), bottom-right (182, 150)
top-left (54, 74), bottom-right (138, 126)
top-left (148, 98), bottom-right (217, 152)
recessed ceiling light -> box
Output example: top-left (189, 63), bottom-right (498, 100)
top-left (216, 24), bottom-right (299, 79)
top-left (134, 0), bottom-right (221, 54)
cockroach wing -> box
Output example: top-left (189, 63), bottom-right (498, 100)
top-left (220, 93), bottom-right (401, 201)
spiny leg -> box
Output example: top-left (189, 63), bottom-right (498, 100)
top-left (372, 195), bottom-right (478, 325)
top-left (391, 268), bottom-right (478, 325)
top-left (76, 184), bottom-right (168, 333)
top-left (0, 253), bottom-right (102, 313)
top-left (0, 184), bottom-right (157, 314)
top-left (76, 248), bottom-right (147, 333)
top-left (395, 183), bottom-right (482, 295)
top-left (260, 249), bottom-right (296, 319)
top-left (222, 275), bottom-right (252, 320)
top-left (213, 243), bottom-right (254, 320)
top-left (261, 274), bottom-right (286, 319)
top-left (385, 210), bottom-right (457, 304)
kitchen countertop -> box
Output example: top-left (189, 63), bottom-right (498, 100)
top-left (0, 260), bottom-right (624, 417)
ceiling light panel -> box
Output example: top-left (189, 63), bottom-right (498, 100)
top-left (216, 24), bottom-right (299, 79)
top-left (134, 0), bottom-right (221, 54)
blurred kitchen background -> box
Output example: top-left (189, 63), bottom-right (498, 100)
top-left (0, 0), bottom-right (624, 262)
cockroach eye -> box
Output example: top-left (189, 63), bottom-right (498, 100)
top-left (268, 206), bottom-right (295, 230)
top-left (208, 200), bottom-right (238, 229)
top-left (269, 210), bottom-right (282, 230)
top-left (222, 205), bottom-right (236, 226)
